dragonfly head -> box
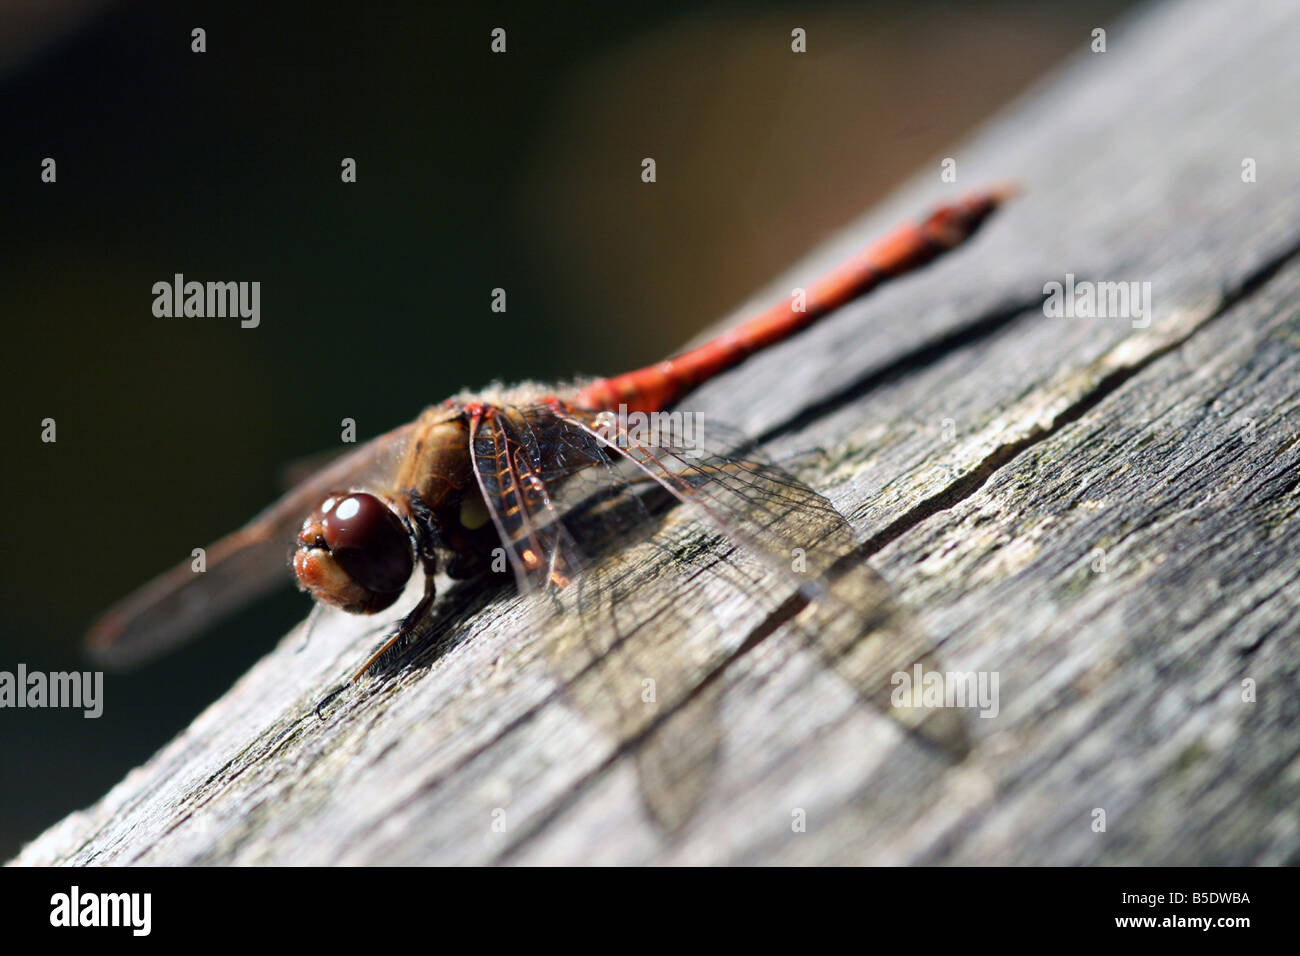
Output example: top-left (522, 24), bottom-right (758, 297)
top-left (293, 492), bottom-right (414, 613)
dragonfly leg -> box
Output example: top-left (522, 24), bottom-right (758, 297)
top-left (314, 534), bottom-right (439, 718)
top-left (347, 584), bottom-right (437, 681)
top-left (295, 602), bottom-right (335, 655)
top-left (314, 681), bottom-right (349, 720)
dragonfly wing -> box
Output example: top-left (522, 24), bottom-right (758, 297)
top-left (465, 405), bottom-right (730, 832)
top-left (561, 546), bottom-right (730, 836)
top-left (474, 400), bottom-right (965, 833)
top-left (467, 404), bottom-right (625, 594)
top-left (548, 402), bottom-right (970, 759)
top-left (87, 421), bottom-right (418, 668)
top-left (277, 443), bottom-right (355, 490)
top-left (526, 465), bottom-right (729, 836)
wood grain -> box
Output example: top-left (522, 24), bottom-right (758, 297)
top-left (12, 0), bottom-right (1300, 865)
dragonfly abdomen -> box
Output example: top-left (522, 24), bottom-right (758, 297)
top-left (573, 185), bottom-right (1012, 415)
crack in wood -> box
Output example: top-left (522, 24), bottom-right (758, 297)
top-left (859, 235), bottom-right (1300, 560)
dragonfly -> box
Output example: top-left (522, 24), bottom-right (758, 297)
top-left (88, 188), bottom-right (1010, 824)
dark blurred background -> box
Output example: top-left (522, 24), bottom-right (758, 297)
top-left (0, 0), bottom-right (1134, 858)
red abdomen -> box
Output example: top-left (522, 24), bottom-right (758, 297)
top-left (574, 186), bottom-right (1013, 414)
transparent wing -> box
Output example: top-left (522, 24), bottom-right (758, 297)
top-left (466, 405), bottom-right (590, 594)
top-left (87, 422), bottom-right (419, 669)
top-left (483, 401), bottom-right (967, 833)
top-left (553, 403), bottom-right (966, 743)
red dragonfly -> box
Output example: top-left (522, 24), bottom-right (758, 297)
top-left (88, 188), bottom-right (1010, 736)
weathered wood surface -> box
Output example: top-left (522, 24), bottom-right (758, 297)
top-left (14, 0), bottom-right (1300, 865)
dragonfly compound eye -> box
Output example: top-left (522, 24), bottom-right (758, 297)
top-left (321, 494), bottom-right (414, 595)
top-left (295, 493), bottom-right (414, 613)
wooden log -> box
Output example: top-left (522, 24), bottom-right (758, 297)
top-left (13, 0), bottom-right (1300, 865)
